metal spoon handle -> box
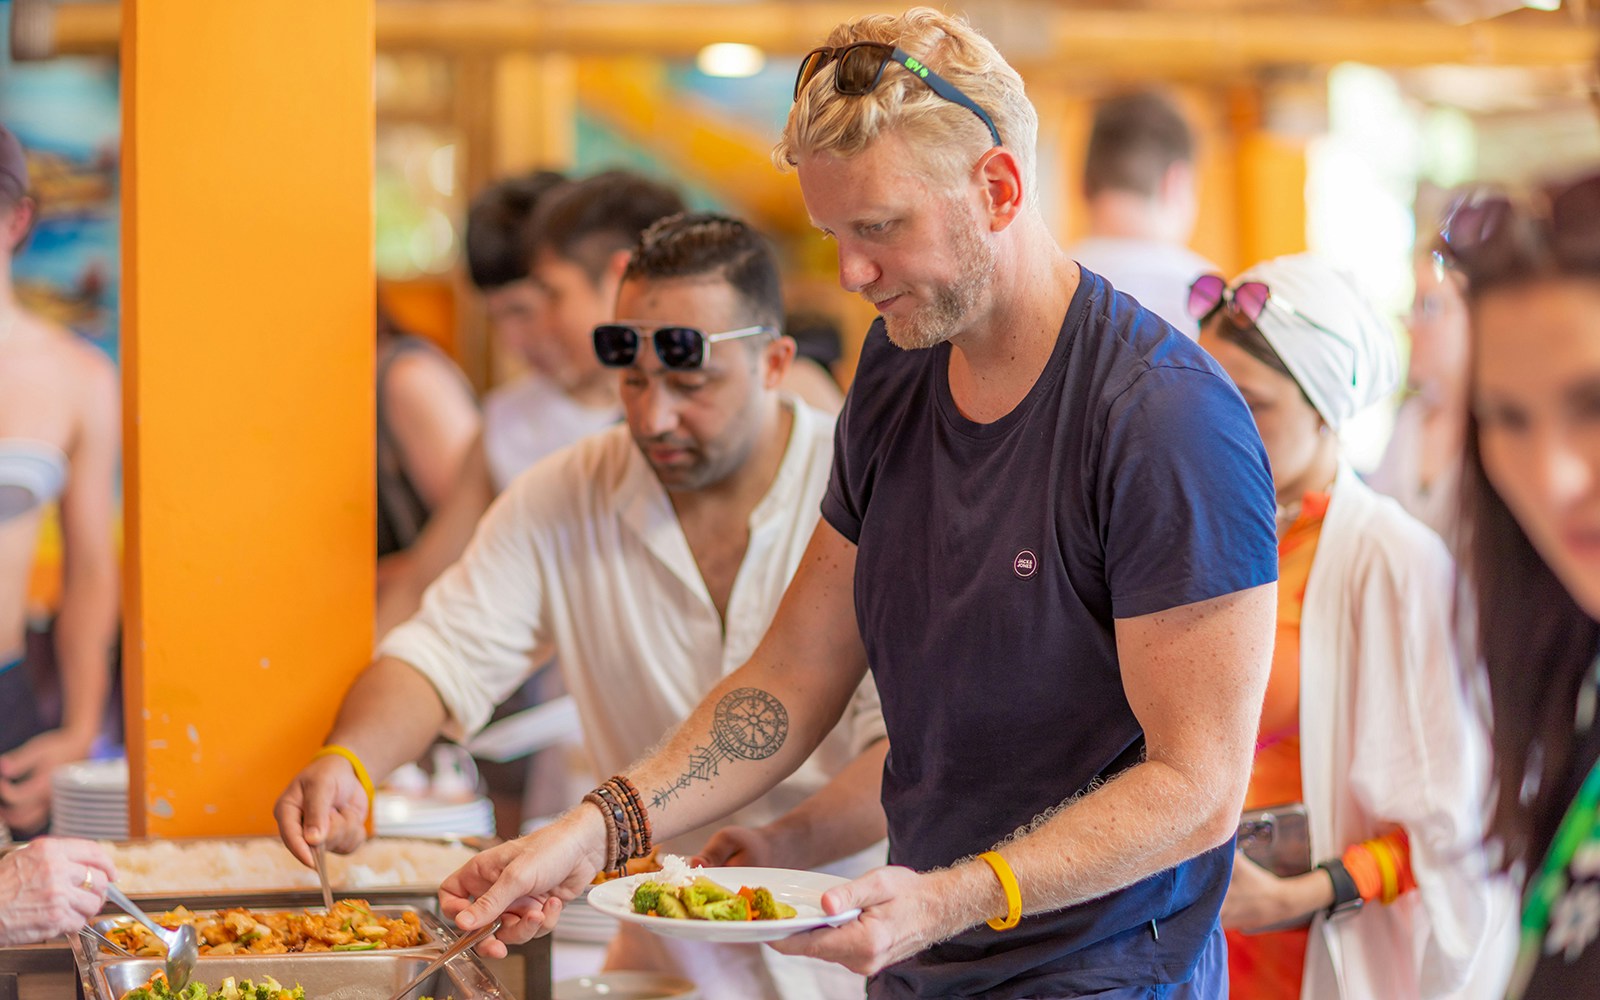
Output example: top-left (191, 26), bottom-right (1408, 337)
top-left (103, 883), bottom-right (172, 943)
top-left (383, 919), bottom-right (499, 1000)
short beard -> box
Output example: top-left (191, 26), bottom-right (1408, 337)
top-left (880, 199), bottom-right (998, 351)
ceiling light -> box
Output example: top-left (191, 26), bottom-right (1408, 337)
top-left (696, 43), bottom-right (766, 79)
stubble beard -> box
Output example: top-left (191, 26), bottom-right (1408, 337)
top-left (879, 205), bottom-right (998, 352)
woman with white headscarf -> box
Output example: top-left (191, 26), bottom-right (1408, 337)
top-left (1191, 254), bottom-right (1494, 999)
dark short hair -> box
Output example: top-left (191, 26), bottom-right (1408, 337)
top-left (623, 213), bottom-right (784, 332)
top-left (463, 169), bottom-right (566, 291)
top-left (1083, 91), bottom-right (1195, 199)
top-left (529, 170), bottom-right (685, 286)
top-left (1206, 312), bottom-right (1314, 409)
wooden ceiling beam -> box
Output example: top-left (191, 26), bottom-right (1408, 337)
top-left (49, 1), bottom-right (1592, 69)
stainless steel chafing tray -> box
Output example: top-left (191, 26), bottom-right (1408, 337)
top-left (70, 911), bottom-right (516, 1000)
top-left (87, 903), bottom-right (451, 958)
top-left (84, 951), bottom-right (508, 1000)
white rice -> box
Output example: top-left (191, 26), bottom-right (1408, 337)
top-left (652, 853), bottom-right (696, 888)
top-left (103, 838), bottom-right (478, 894)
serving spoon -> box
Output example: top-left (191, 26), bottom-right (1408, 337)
top-left (104, 883), bottom-right (199, 991)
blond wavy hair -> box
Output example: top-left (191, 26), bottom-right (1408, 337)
top-left (775, 8), bottom-right (1038, 205)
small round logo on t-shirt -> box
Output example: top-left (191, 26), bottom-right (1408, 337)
top-left (1013, 550), bottom-right (1039, 579)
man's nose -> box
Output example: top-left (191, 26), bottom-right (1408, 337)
top-left (837, 242), bottom-right (880, 295)
top-left (639, 379), bottom-right (681, 437)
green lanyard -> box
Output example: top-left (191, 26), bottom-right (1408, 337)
top-left (1507, 656), bottom-right (1600, 999)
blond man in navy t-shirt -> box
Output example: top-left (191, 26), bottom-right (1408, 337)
top-left (439, 9), bottom-right (1278, 998)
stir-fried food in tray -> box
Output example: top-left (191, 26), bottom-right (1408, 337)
top-left (105, 899), bottom-right (428, 956)
top-left (118, 972), bottom-right (450, 1000)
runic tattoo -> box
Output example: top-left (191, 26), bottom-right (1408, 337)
top-left (650, 688), bottom-right (789, 810)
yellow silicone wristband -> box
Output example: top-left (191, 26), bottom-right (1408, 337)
top-left (978, 851), bottom-right (1022, 931)
top-left (313, 744), bottom-right (376, 837)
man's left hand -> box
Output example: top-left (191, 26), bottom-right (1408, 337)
top-left (766, 865), bottom-right (978, 976)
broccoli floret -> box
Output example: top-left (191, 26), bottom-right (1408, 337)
top-left (681, 876), bottom-right (735, 918)
top-left (631, 881), bottom-right (672, 915)
top-left (700, 896), bottom-right (752, 921)
top-left (750, 887), bottom-right (798, 921)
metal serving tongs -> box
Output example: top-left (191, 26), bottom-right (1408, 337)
top-left (314, 841), bottom-right (335, 911)
top-left (104, 883), bottom-right (199, 991)
top-left (382, 918), bottom-right (501, 1000)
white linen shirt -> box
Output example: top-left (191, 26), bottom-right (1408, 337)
top-left (379, 398), bottom-right (885, 854)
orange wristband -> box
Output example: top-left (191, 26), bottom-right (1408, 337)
top-left (977, 851), bottom-right (1022, 931)
top-left (313, 744), bottom-right (376, 837)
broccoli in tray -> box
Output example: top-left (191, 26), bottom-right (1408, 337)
top-left (631, 876), bottom-right (799, 922)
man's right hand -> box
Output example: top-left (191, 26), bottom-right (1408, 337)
top-left (438, 802), bottom-right (608, 957)
top-left (274, 754), bottom-right (371, 868)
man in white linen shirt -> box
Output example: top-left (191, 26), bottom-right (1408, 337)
top-left (275, 212), bottom-right (886, 1000)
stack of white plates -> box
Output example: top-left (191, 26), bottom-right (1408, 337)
top-left (371, 791), bottom-right (494, 839)
top-left (555, 894), bottom-right (620, 945)
top-left (51, 758), bottom-right (129, 839)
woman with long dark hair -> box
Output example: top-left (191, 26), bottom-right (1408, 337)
top-left (1443, 168), bottom-right (1600, 997)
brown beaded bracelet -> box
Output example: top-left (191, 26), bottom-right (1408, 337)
top-left (612, 775), bottom-right (654, 856)
top-left (582, 789), bottom-right (622, 874)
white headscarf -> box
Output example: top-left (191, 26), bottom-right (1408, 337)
top-left (1233, 253), bottom-right (1400, 433)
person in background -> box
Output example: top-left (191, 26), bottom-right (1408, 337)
top-left (1066, 90), bottom-right (1215, 336)
top-left (0, 123), bottom-right (119, 837)
top-left (374, 299), bottom-right (479, 566)
top-left (1440, 167), bottom-right (1600, 998)
top-left (276, 213), bottom-right (887, 999)
top-left (0, 837), bottom-right (115, 946)
top-left (1190, 255), bottom-right (1492, 998)
top-left (1368, 241), bottom-right (1472, 550)
top-left (779, 310), bottom-right (847, 408)
top-left (439, 10), bottom-right (1279, 996)
top-left (374, 170), bottom-right (682, 636)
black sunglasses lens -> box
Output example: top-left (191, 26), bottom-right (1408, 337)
top-left (593, 325), bottom-right (639, 367)
top-left (835, 44), bottom-right (890, 95)
top-left (654, 328), bottom-right (706, 369)
top-left (795, 49), bottom-right (831, 100)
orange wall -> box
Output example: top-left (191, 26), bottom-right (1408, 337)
top-left (121, 1), bottom-right (375, 836)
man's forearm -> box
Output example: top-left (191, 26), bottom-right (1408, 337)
top-left (761, 738), bottom-right (888, 870)
top-left (941, 756), bottom-right (1241, 933)
top-left (325, 657), bottom-right (451, 783)
top-left (623, 654), bottom-right (863, 850)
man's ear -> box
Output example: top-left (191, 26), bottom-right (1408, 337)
top-left (598, 247), bottom-right (635, 305)
top-left (762, 334), bottom-right (798, 389)
top-left (974, 148), bottom-right (1024, 233)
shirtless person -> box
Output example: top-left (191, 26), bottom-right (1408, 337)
top-left (0, 123), bottom-right (119, 836)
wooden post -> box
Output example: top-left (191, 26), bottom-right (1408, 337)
top-left (121, 1), bottom-right (375, 836)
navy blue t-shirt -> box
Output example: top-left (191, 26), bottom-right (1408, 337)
top-left (822, 268), bottom-right (1278, 998)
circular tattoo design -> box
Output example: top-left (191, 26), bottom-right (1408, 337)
top-left (713, 688), bottom-right (789, 761)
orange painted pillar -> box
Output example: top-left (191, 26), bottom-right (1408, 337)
top-left (121, 1), bottom-right (375, 836)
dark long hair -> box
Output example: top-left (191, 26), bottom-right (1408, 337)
top-left (1462, 395), bottom-right (1600, 869)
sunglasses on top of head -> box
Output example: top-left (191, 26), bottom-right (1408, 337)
top-left (593, 322), bottom-right (776, 370)
top-left (794, 41), bottom-right (1003, 149)
top-left (1435, 170), bottom-right (1600, 286)
top-left (1187, 274), bottom-right (1359, 387)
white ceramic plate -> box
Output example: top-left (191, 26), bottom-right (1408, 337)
top-left (585, 866), bottom-right (861, 943)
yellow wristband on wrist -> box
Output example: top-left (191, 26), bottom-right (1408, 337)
top-left (1371, 838), bottom-right (1400, 905)
top-left (313, 744), bottom-right (376, 837)
top-left (977, 851), bottom-right (1022, 931)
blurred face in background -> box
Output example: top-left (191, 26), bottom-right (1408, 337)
top-left (1474, 277), bottom-right (1600, 618)
top-left (1406, 256), bottom-right (1470, 401)
top-left (1199, 316), bottom-right (1330, 503)
top-left (612, 275), bottom-right (792, 493)
top-left (482, 278), bottom-right (550, 372)
top-left (530, 247), bottom-right (621, 393)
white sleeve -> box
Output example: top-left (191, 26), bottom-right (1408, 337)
top-left (378, 470), bottom-right (560, 742)
top-left (1343, 524), bottom-right (1492, 997)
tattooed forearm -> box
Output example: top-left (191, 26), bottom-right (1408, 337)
top-left (650, 688), bottom-right (790, 811)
